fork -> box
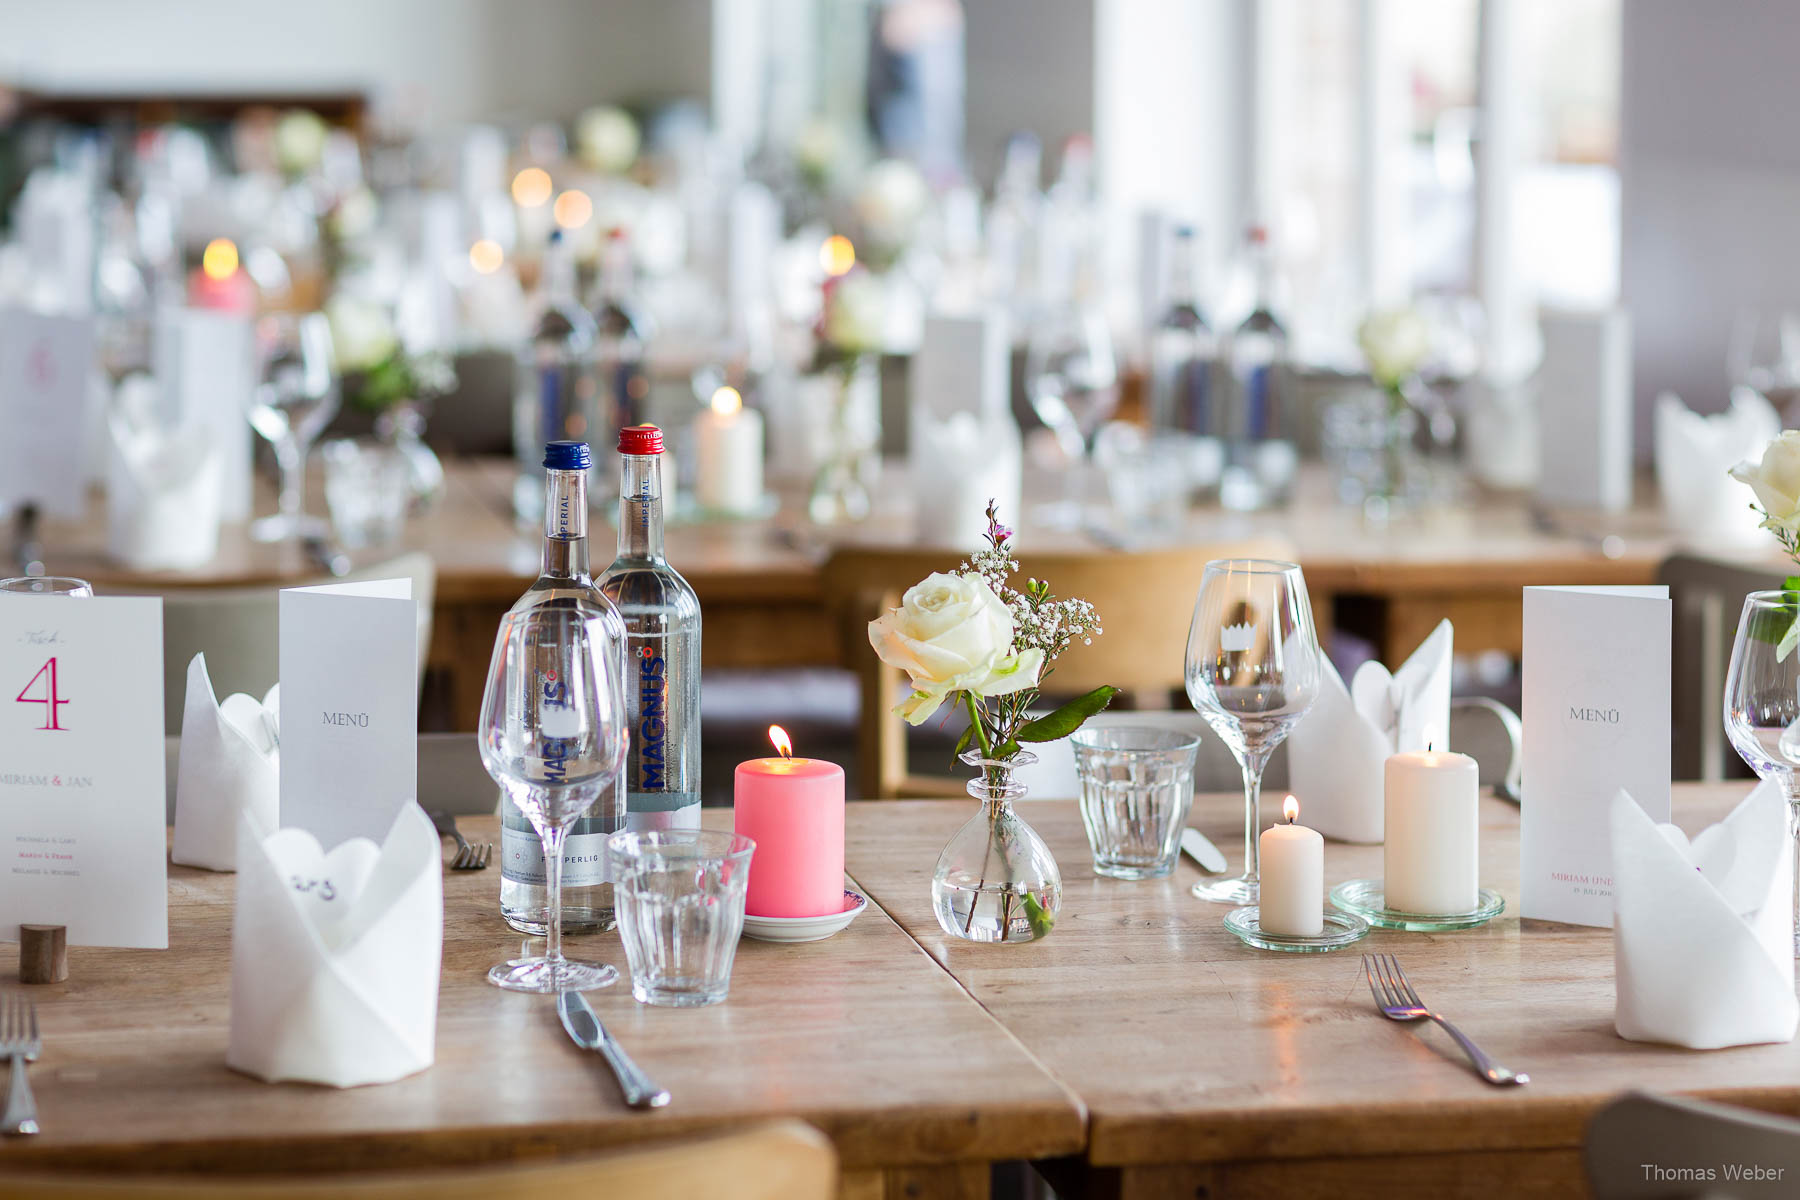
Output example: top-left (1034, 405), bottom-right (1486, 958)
top-left (0, 992), bottom-right (41, 1136)
top-left (428, 810), bottom-right (492, 871)
top-left (1362, 953), bottom-right (1528, 1087)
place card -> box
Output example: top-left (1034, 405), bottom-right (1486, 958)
top-left (153, 307), bottom-right (256, 520)
top-left (0, 308), bottom-right (97, 517)
top-left (1521, 584), bottom-right (1672, 926)
top-left (279, 580), bottom-right (418, 849)
top-left (0, 595), bottom-right (168, 948)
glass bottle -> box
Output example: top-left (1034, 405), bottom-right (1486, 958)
top-left (499, 440), bottom-right (628, 934)
top-left (1222, 225), bottom-right (1296, 511)
top-left (1147, 225), bottom-right (1219, 438)
top-left (589, 230), bottom-right (653, 506)
top-left (599, 426), bottom-right (703, 830)
top-left (512, 230), bottom-right (598, 525)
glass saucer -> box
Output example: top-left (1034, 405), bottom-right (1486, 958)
top-left (1224, 907), bottom-right (1369, 953)
top-left (1329, 879), bottom-right (1506, 931)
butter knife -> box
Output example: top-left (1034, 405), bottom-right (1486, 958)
top-left (1180, 827), bottom-right (1229, 874)
top-left (557, 991), bottom-right (670, 1109)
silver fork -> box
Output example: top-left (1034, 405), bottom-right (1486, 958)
top-left (1362, 954), bottom-right (1528, 1087)
top-left (428, 810), bottom-right (492, 871)
top-left (0, 993), bottom-right (41, 1135)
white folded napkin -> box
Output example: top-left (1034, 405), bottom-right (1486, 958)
top-left (172, 654), bottom-right (280, 872)
top-left (1654, 388), bottom-right (1778, 549)
top-left (227, 803), bottom-right (441, 1087)
top-left (1612, 782), bottom-right (1797, 1050)
top-left (106, 377), bottom-right (224, 570)
top-left (1287, 620), bottom-right (1452, 843)
top-left (911, 412), bottom-right (1023, 549)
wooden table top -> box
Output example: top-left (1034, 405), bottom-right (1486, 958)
top-left (842, 783), bottom-right (1800, 1170)
top-left (0, 815), bottom-right (1082, 1177)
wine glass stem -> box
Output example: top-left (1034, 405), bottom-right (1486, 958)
top-left (1240, 758), bottom-right (1264, 885)
top-left (275, 441), bottom-right (305, 518)
top-left (541, 823), bottom-right (567, 973)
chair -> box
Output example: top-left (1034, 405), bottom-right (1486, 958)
top-left (120, 552), bottom-right (437, 735)
top-left (0, 1120), bottom-right (835, 1200)
top-left (1585, 1090), bottom-right (1800, 1198)
top-left (821, 540), bottom-right (1289, 799)
top-left (1659, 555), bottom-right (1783, 780)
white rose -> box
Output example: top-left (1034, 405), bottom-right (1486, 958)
top-left (274, 109), bottom-right (329, 177)
top-left (576, 106), bottom-right (640, 174)
top-left (825, 270), bottom-right (886, 354)
top-left (325, 295), bottom-right (398, 373)
top-left (855, 159), bottom-right (928, 250)
top-left (1357, 306), bottom-right (1430, 388)
top-left (1732, 430), bottom-right (1800, 531)
top-left (868, 572), bottom-right (1045, 725)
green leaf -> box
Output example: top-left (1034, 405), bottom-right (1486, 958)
top-left (952, 720), bottom-right (975, 761)
top-left (1780, 618), bottom-right (1800, 664)
top-left (1784, 576), bottom-right (1800, 592)
top-left (1022, 891), bottom-right (1055, 937)
top-left (1015, 686), bottom-right (1121, 743)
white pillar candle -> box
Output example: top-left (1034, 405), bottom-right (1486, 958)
top-left (1383, 749), bottom-right (1480, 914)
top-left (694, 385), bottom-right (765, 514)
top-left (1259, 796), bottom-right (1324, 936)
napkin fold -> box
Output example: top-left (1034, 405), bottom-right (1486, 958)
top-left (1612, 783), bottom-right (1797, 1049)
top-left (172, 653), bottom-right (280, 872)
top-left (1287, 620), bottom-right (1452, 842)
top-left (1654, 388), bottom-right (1778, 549)
top-left (911, 412), bottom-right (1023, 549)
top-left (106, 377), bottom-right (224, 570)
top-left (227, 803), bottom-right (441, 1087)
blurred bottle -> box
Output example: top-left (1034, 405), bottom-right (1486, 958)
top-left (1221, 225), bottom-right (1295, 511)
top-left (1147, 225), bottom-right (1218, 438)
top-left (587, 229), bottom-right (654, 503)
top-left (512, 230), bottom-right (598, 524)
top-left (985, 132), bottom-right (1043, 323)
top-left (1024, 223), bottom-right (1118, 466)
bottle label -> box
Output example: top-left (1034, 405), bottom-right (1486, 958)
top-left (635, 645), bottom-right (671, 790)
top-left (501, 821), bottom-right (613, 887)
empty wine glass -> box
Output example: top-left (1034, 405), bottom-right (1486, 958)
top-left (1729, 309), bottom-right (1800, 419)
top-left (1184, 559), bottom-right (1321, 904)
top-left (479, 601), bottom-right (628, 992)
top-left (248, 312), bottom-right (339, 543)
top-left (1723, 590), bottom-right (1800, 955)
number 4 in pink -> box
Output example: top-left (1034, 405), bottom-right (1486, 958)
top-left (17, 657), bottom-right (68, 731)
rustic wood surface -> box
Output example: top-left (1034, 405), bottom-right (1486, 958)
top-left (842, 783), bottom-right (1800, 1199)
top-left (0, 814), bottom-right (1082, 1193)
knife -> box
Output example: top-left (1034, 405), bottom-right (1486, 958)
top-left (557, 990), bottom-right (670, 1110)
top-left (1180, 828), bottom-right (1229, 874)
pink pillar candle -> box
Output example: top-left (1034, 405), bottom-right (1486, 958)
top-left (734, 750), bottom-right (846, 918)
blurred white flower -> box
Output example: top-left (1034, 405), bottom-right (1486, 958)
top-left (273, 110), bottom-right (329, 177)
top-left (1732, 429), bottom-right (1800, 533)
top-left (824, 270), bottom-right (886, 355)
top-left (854, 159), bottom-right (929, 251)
top-left (576, 106), bottom-right (640, 174)
top-left (325, 295), bottom-right (398, 372)
top-left (327, 186), bottom-right (379, 242)
top-left (1357, 306), bottom-right (1431, 389)
top-left (795, 118), bottom-right (847, 187)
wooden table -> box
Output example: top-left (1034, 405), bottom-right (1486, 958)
top-left (39, 457), bottom-right (1689, 730)
top-left (843, 784), bottom-right (1800, 1200)
top-left (0, 817), bottom-right (1083, 1198)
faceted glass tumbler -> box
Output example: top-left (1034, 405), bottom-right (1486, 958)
top-left (1071, 726), bottom-right (1201, 879)
top-left (608, 830), bottom-right (754, 1007)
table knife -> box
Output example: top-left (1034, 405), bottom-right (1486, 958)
top-left (556, 990), bottom-right (670, 1110)
top-left (1181, 828), bottom-right (1229, 874)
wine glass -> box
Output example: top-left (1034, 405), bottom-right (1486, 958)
top-left (479, 601), bottom-right (628, 992)
top-left (1729, 308), bottom-right (1800, 419)
top-left (1184, 559), bottom-right (1322, 904)
top-left (248, 312), bottom-right (339, 543)
top-left (1723, 590), bottom-right (1800, 955)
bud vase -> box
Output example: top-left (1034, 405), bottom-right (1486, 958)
top-left (930, 750), bottom-right (1062, 944)
top-left (805, 355), bottom-right (880, 525)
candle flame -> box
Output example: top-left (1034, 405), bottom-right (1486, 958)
top-left (202, 238), bottom-right (239, 281)
top-left (1283, 795), bottom-right (1299, 824)
top-left (511, 167), bottom-right (553, 208)
top-left (468, 239), bottom-right (504, 275)
top-left (769, 725), bottom-right (793, 758)
top-left (819, 234), bottom-right (856, 276)
top-left (710, 385), bottom-right (743, 416)
top-left (553, 188), bottom-right (593, 230)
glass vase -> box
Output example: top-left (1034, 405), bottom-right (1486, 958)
top-left (930, 750), bottom-right (1062, 944)
top-left (375, 399), bottom-right (445, 512)
top-left (805, 355), bottom-right (880, 525)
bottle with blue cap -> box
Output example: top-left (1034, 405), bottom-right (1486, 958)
top-left (511, 229), bottom-right (598, 525)
top-left (498, 439), bottom-right (629, 934)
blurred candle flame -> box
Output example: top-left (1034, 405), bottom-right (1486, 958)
top-left (202, 238), bottom-right (239, 280)
top-left (469, 239), bottom-right (504, 275)
top-left (511, 167), bottom-right (553, 208)
top-left (769, 725), bottom-right (793, 759)
top-left (1283, 795), bottom-right (1300, 824)
top-left (819, 234), bottom-right (855, 276)
top-left (710, 385), bottom-right (742, 416)
top-left (553, 188), bottom-right (593, 230)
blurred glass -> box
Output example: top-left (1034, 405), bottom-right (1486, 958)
top-left (0, 577), bottom-right (93, 597)
top-left (321, 437), bottom-right (409, 549)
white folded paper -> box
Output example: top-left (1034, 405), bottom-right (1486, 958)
top-left (172, 654), bottom-right (279, 873)
top-left (106, 379), bottom-right (223, 571)
top-left (912, 412), bottom-right (1023, 549)
top-left (1612, 783), bottom-right (1797, 1050)
top-left (1287, 621), bottom-right (1452, 843)
top-left (1654, 388), bottom-right (1777, 549)
top-left (227, 804), bottom-right (441, 1087)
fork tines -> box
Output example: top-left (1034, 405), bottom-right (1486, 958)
top-left (451, 842), bottom-right (493, 870)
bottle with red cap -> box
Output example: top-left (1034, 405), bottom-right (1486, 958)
top-left (599, 424), bottom-right (702, 830)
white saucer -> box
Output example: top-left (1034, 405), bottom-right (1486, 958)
top-left (742, 891), bottom-right (868, 943)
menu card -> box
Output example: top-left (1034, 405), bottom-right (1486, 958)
top-left (0, 596), bottom-right (168, 948)
top-left (0, 308), bottom-right (96, 516)
top-left (1521, 584), bottom-right (1672, 926)
top-left (279, 580), bottom-right (418, 849)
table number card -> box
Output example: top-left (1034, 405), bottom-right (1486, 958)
top-left (0, 308), bottom-right (97, 517)
top-left (279, 580), bottom-right (418, 849)
top-left (0, 595), bottom-right (168, 948)
top-left (1521, 584), bottom-right (1672, 926)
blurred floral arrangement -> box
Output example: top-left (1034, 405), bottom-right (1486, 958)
top-left (1357, 305), bottom-right (1430, 414)
top-left (325, 295), bottom-right (455, 415)
top-left (1731, 431), bottom-right (1800, 657)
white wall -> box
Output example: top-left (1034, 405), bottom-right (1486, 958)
top-left (963, 0), bottom-right (1096, 184)
top-left (0, 0), bottom-right (711, 127)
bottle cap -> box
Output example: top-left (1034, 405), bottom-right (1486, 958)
top-left (618, 425), bottom-right (664, 455)
top-left (543, 440), bottom-right (592, 471)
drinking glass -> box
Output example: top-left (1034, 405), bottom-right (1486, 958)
top-left (1723, 590), bottom-right (1800, 955)
top-left (1072, 726), bottom-right (1201, 879)
top-left (1184, 559), bottom-right (1321, 903)
top-left (1729, 309), bottom-right (1800, 416)
top-left (478, 601), bottom-right (628, 992)
top-left (249, 312), bottom-right (339, 543)
top-left (321, 437), bottom-right (409, 548)
top-left (0, 577), bottom-right (93, 596)
top-left (608, 830), bottom-right (754, 1007)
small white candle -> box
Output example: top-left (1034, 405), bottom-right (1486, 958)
top-left (694, 385), bottom-right (765, 514)
top-left (1384, 746), bottom-right (1480, 914)
top-left (1259, 796), bottom-right (1324, 937)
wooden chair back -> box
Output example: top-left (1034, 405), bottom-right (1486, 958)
top-left (822, 539), bottom-right (1290, 798)
top-left (0, 1120), bottom-right (836, 1200)
top-left (1585, 1091), bottom-right (1800, 1198)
